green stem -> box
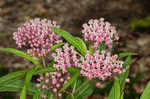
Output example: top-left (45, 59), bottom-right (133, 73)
top-left (89, 44), bottom-right (94, 55)
top-left (71, 94), bottom-right (75, 99)
top-left (72, 80), bottom-right (77, 93)
top-left (42, 57), bottom-right (46, 68)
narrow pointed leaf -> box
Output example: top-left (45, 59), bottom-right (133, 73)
top-left (140, 81), bottom-right (150, 99)
top-left (0, 80), bottom-right (38, 94)
top-left (119, 52), bottom-right (137, 58)
top-left (74, 37), bottom-right (87, 55)
top-left (50, 27), bottom-right (87, 55)
top-left (33, 93), bottom-right (41, 99)
top-left (119, 56), bottom-right (132, 92)
top-left (0, 48), bottom-right (41, 67)
top-left (59, 72), bottom-right (80, 93)
top-left (75, 80), bottom-right (94, 99)
top-left (20, 86), bottom-right (26, 99)
top-left (50, 43), bottom-right (64, 52)
top-left (0, 66), bottom-right (55, 85)
top-left (108, 77), bottom-right (121, 99)
top-left (20, 68), bottom-right (36, 99)
top-left (0, 70), bottom-right (27, 85)
top-left (34, 67), bottom-right (56, 75)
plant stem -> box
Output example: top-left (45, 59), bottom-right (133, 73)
top-left (89, 44), bottom-right (94, 55)
top-left (72, 80), bottom-right (77, 93)
top-left (42, 56), bottom-right (46, 68)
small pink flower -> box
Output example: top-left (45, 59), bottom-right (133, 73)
top-left (60, 78), bottom-right (64, 82)
top-left (36, 84), bottom-right (40, 87)
top-left (56, 84), bottom-right (61, 88)
top-left (125, 78), bottom-right (130, 83)
top-left (41, 94), bottom-right (46, 99)
top-left (45, 79), bottom-right (49, 83)
top-left (52, 79), bottom-right (57, 85)
top-left (53, 88), bottom-right (57, 92)
top-left (58, 93), bottom-right (62, 97)
top-left (96, 82), bottom-right (101, 87)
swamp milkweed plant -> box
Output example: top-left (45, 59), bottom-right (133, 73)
top-left (0, 18), bottom-right (149, 99)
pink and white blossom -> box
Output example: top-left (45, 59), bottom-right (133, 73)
top-left (13, 18), bottom-right (62, 57)
top-left (82, 18), bottom-right (119, 49)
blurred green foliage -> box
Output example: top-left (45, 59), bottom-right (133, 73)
top-left (93, 72), bottom-right (147, 99)
top-left (0, 64), bottom-right (14, 99)
top-left (130, 16), bottom-right (150, 31)
top-left (0, 93), bottom-right (14, 99)
top-left (0, 32), bottom-right (7, 39)
top-left (124, 72), bottom-right (147, 99)
top-left (0, 64), bottom-right (9, 77)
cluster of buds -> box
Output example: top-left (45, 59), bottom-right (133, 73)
top-left (82, 18), bottom-right (119, 49)
top-left (52, 43), bottom-right (80, 73)
top-left (13, 18), bottom-right (62, 57)
top-left (79, 50), bottom-right (126, 82)
top-left (36, 72), bottom-right (71, 99)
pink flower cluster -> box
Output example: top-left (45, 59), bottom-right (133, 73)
top-left (13, 18), bottom-right (62, 57)
top-left (82, 18), bottom-right (119, 49)
top-left (79, 50), bottom-right (126, 81)
top-left (36, 72), bottom-right (71, 99)
top-left (52, 43), bottom-right (80, 73)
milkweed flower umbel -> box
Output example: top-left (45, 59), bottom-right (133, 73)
top-left (13, 18), bottom-right (62, 57)
top-left (79, 50), bottom-right (126, 81)
top-left (36, 72), bottom-right (71, 99)
top-left (82, 18), bottom-right (119, 49)
top-left (52, 43), bottom-right (80, 73)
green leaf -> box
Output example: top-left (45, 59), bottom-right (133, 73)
top-left (119, 56), bottom-right (132, 92)
top-left (99, 43), bottom-right (106, 52)
top-left (34, 67), bottom-right (56, 75)
top-left (130, 16), bottom-right (150, 31)
top-left (0, 66), bottom-right (55, 86)
top-left (59, 71), bottom-right (80, 93)
top-left (119, 52), bottom-right (137, 59)
top-left (140, 81), bottom-right (150, 99)
top-left (20, 86), bottom-right (26, 99)
top-left (74, 37), bottom-right (87, 55)
top-left (0, 80), bottom-right (38, 94)
top-left (0, 70), bottom-right (27, 85)
top-left (108, 77), bottom-right (121, 99)
top-left (109, 56), bottom-right (132, 99)
top-left (0, 48), bottom-right (41, 67)
top-left (118, 56), bottom-right (132, 98)
top-left (33, 93), bottom-right (41, 99)
top-left (74, 80), bottom-right (94, 99)
top-left (20, 68), bottom-right (36, 99)
top-left (50, 27), bottom-right (87, 56)
top-left (67, 67), bottom-right (80, 73)
top-left (50, 43), bottom-right (64, 52)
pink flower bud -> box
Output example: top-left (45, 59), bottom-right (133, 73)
top-left (60, 78), bottom-right (64, 82)
top-left (36, 84), bottom-right (40, 87)
top-left (96, 82), bottom-right (101, 87)
top-left (58, 93), bottom-right (62, 97)
top-left (53, 88), bottom-right (57, 92)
